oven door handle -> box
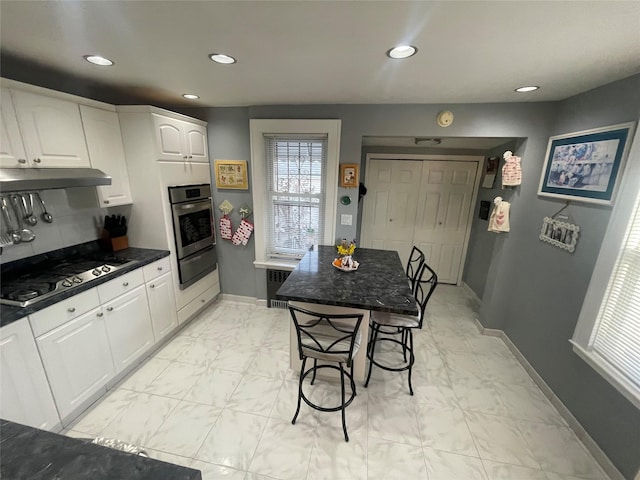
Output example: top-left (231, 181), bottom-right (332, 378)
top-left (172, 200), bottom-right (211, 214)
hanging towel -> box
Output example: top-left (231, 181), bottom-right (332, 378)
top-left (502, 151), bottom-right (522, 187)
top-left (488, 197), bottom-right (511, 233)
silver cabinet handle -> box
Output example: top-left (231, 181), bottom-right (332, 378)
top-left (97, 312), bottom-right (104, 317)
top-left (107, 307), bottom-right (113, 312)
top-left (150, 284), bottom-right (155, 288)
top-left (104, 200), bottom-right (110, 204)
top-left (18, 158), bottom-right (26, 164)
top-left (67, 307), bottom-right (75, 313)
top-left (33, 158), bottom-right (41, 163)
top-left (123, 282), bottom-right (129, 287)
top-left (157, 266), bottom-right (163, 271)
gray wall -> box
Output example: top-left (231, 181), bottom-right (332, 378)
top-left (478, 75), bottom-right (640, 479)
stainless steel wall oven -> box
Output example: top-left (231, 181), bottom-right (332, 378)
top-left (168, 184), bottom-right (217, 289)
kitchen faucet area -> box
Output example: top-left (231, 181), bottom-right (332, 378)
top-left (1, 2), bottom-right (639, 480)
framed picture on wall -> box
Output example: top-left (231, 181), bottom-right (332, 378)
top-left (340, 164), bottom-right (359, 188)
top-left (537, 122), bottom-right (635, 205)
top-left (214, 160), bottom-right (249, 190)
top-left (540, 216), bottom-right (580, 253)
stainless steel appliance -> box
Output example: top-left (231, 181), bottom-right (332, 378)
top-left (168, 184), bottom-right (217, 289)
top-left (0, 255), bottom-right (138, 307)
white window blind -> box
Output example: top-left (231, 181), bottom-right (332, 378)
top-left (589, 188), bottom-right (640, 389)
top-left (265, 134), bottom-right (327, 259)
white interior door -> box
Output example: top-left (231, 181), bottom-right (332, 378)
top-left (362, 157), bottom-right (479, 284)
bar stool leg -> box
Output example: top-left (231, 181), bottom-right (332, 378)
top-left (292, 357), bottom-right (307, 425)
top-left (407, 330), bottom-right (415, 396)
top-left (402, 328), bottom-right (408, 362)
top-left (339, 363), bottom-right (349, 442)
top-left (310, 359), bottom-right (318, 385)
top-left (364, 323), bottom-right (380, 388)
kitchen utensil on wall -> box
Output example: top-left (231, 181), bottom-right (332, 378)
top-left (10, 195), bottom-right (35, 242)
top-left (1, 196), bottom-right (22, 244)
top-left (35, 192), bottom-right (53, 223)
top-left (20, 193), bottom-right (38, 226)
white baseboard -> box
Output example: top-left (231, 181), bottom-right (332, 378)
top-left (220, 293), bottom-right (258, 304)
top-left (475, 318), bottom-right (623, 480)
top-left (461, 281), bottom-right (482, 307)
top-left (256, 299), bottom-right (268, 307)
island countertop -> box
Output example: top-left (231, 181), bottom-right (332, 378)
top-left (276, 246), bottom-right (418, 315)
top-left (0, 419), bottom-right (202, 480)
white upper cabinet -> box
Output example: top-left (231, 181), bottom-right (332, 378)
top-left (0, 87), bottom-right (28, 168)
top-left (0, 317), bottom-right (61, 431)
top-left (80, 105), bottom-right (133, 206)
top-left (10, 90), bottom-right (90, 168)
top-left (153, 114), bottom-right (208, 163)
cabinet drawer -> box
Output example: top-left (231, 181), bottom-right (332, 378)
top-left (142, 257), bottom-right (172, 283)
top-left (30, 288), bottom-right (100, 337)
top-left (97, 269), bottom-right (144, 304)
top-left (177, 284), bottom-right (218, 325)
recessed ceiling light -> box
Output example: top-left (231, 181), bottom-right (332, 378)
top-left (83, 55), bottom-right (114, 66)
top-left (515, 86), bottom-right (540, 93)
top-left (182, 94), bottom-right (200, 100)
top-left (386, 45), bottom-right (417, 59)
top-left (209, 53), bottom-right (236, 64)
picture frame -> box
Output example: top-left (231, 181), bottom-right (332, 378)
top-left (340, 164), bottom-right (359, 188)
top-left (540, 216), bottom-right (580, 253)
top-left (214, 160), bottom-right (249, 190)
top-left (537, 122), bottom-right (635, 205)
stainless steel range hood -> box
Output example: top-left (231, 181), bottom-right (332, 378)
top-left (0, 168), bottom-right (112, 192)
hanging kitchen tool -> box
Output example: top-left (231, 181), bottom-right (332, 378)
top-left (35, 192), bottom-right (53, 223)
top-left (20, 193), bottom-right (38, 226)
top-left (10, 195), bottom-right (35, 242)
top-left (0, 196), bottom-right (21, 244)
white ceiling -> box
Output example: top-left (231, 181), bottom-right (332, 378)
top-left (1, 1), bottom-right (639, 108)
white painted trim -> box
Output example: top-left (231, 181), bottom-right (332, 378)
top-left (249, 119), bottom-right (341, 266)
top-left (256, 299), bottom-right (268, 308)
top-left (219, 293), bottom-right (257, 305)
top-left (474, 318), bottom-right (624, 480)
top-left (461, 281), bottom-right (481, 307)
top-left (362, 152), bottom-right (483, 285)
top-left (115, 104), bottom-right (208, 125)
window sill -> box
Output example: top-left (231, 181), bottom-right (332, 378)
top-left (570, 340), bottom-right (640, 409)
top-left (254, 259), bottom-right (299, 271)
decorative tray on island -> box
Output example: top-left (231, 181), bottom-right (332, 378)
top-left (332, 258), bottom-right (360, 272)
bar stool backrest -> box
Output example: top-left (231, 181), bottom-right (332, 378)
top-left (406, 246), bottom-right (426, 293)
top-left (288, 305), bottom-right (364, 367)
top-left (414, 262), bottom-right (438, 329)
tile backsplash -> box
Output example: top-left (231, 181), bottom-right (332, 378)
top-left (0, 188), bottom-right (112, 264)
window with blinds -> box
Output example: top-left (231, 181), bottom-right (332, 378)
top-left (589, 189), bottom-right (640, 390)
top-left (265, 134), bottom-right (327, 258)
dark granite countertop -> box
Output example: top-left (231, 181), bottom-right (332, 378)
top-left (1, 243), bottom-right (170, 327)
top-left (0, 419), bottom-right (201, 480)
top-left (276, 246), bottom-right (418, 315)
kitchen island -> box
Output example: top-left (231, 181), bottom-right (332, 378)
top-left (276, 246), bottom-right (417, 381)
top-left (0, 419), bottom-right (202, 480)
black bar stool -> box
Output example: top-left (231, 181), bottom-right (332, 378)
top-left (406, 246), bottom-right (425, 292)
top-left (288, 304), bottom-right (364, 442)
top-left (364, 262), bottom-right (438, 395)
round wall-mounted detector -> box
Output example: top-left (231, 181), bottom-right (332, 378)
top-left (437, 110), bottom-right (454, 127)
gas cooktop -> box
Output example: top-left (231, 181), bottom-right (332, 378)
top-left (0, 254), bottom-right (139, 307)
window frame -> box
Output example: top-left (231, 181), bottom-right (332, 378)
top-left (571, 123), bottom-right (639, 408)
top-left (250, 119), bottom-right (340, 269)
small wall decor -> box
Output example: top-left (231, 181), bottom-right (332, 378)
top-left (488, 196), bottom-right (510, 233)
top-left (537, 122), bottom-right (635, 205)
top-left (214, 160), bottom-right (249, 190)
top-left (339, 164), bottom-right (359, 188)
top-left (540, 217), bottom-right (580, 253)
top-left (502, 150), bottom-right (522, 188)
top-left (481, 156), bottom-right (500, 189)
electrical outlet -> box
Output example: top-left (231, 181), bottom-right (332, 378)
top-left (341, 214), bottom-right (352, 226)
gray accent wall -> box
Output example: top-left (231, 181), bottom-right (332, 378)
top-left (477, 75), bottom-right (640, 479)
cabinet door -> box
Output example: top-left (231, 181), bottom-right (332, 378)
top-left (80, 105), bottom-right (132, 206)
top-left (147, 272), bottom-right (179, 342)
top-left (183, 121), bottom-right (209, 163)
top-left (103, 285), bottom-right (154, 373)
top-left (0, 318), bottom-right (60, 431)
top-left (36, 307), bottom-right (115, 419)
top-left (10, 90), bottom-right (90, 168)
top-left (153, 114), bottom-right (186, 161)
top-left (0, 87), bottom-right (28, 168)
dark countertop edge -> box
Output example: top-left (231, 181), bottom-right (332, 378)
top-left (0, 248), bottom-right (170, 328)
top-left (274, 293), bottom-right (419, 315)
top-left (0, 419), bottom-right (201, 480)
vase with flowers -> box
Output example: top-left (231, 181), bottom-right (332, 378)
top-left (334, 238), bottom-right (358, 270)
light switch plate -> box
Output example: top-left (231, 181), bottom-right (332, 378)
top-left (341, 214), bottom-right (352, 226)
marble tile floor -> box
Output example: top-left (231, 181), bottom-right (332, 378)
top-left (65, 286), bottom-right (609, 480)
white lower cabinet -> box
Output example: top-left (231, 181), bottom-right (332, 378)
top-left (36, 307), bottom-right (115, 419)
top-left (102, 285), bottom-right (154, 373)
top-left (146, 271), bottom-right (178, 342)
top-left (0, 318), bottom-right (61, 431)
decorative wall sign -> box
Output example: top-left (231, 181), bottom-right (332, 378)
top-left (537, 122), bottom-right (635, 205)
top-left (215, 160), bottom-right (249, 190)
top-left (540, 216), bottom-right (580, 253)
top-left (340, 164), bottom-right (359, 188)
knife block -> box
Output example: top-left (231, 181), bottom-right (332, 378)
top-left (101, 230), bottom-right (129, 252)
